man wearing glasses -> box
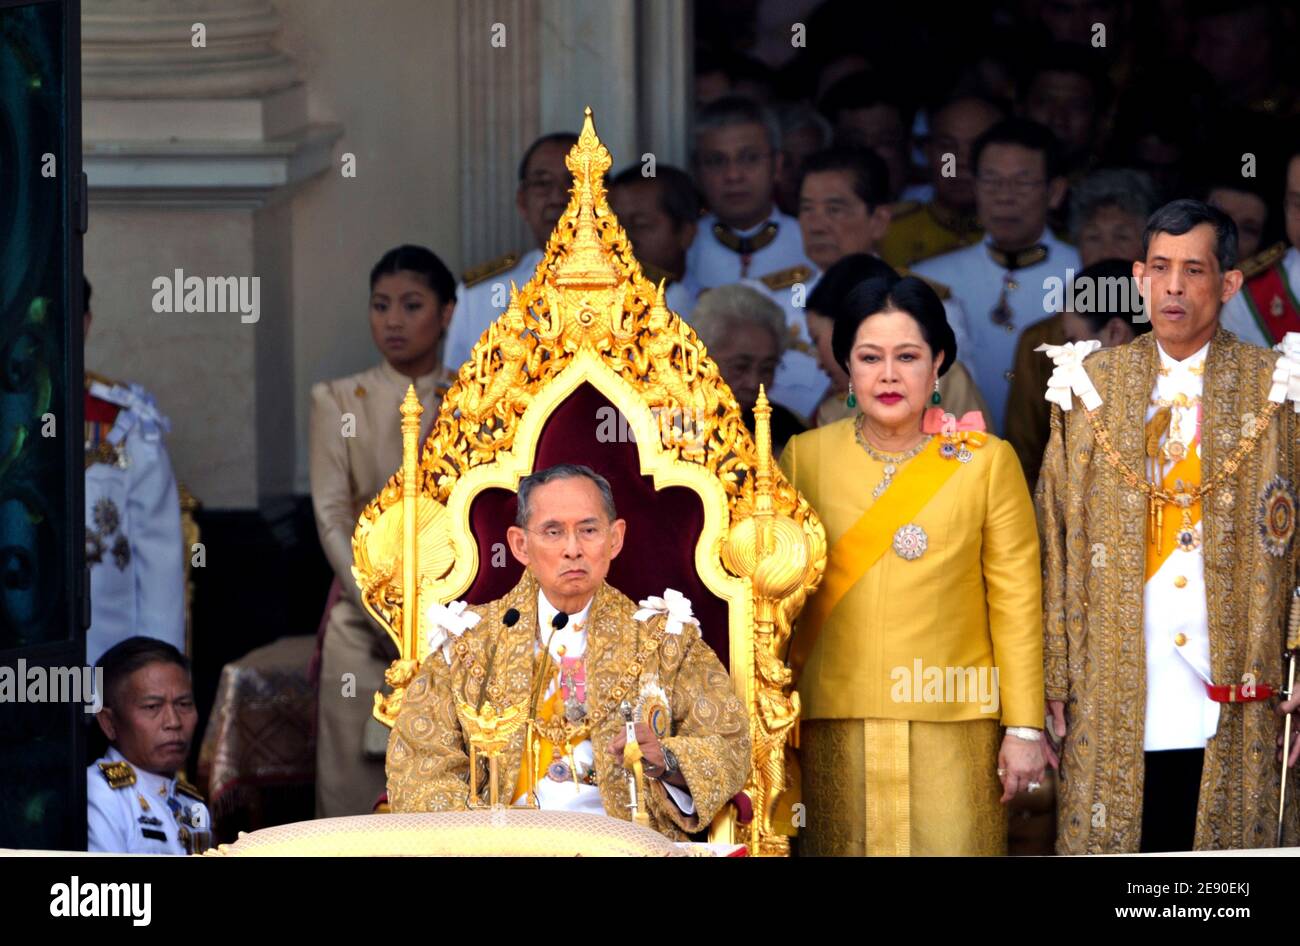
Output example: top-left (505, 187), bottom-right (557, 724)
top-left (441, 132), bottom-right (578, 373)
top-left (1219, 137), bottom-right (1300, 348)
top-left (913, 118), bottom-right (1080, 434)
top-left (686, 95), bottom-right (813, 289)
top-left (386, 464), bottom-right (750, 837)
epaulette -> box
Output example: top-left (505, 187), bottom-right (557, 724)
top-left (888, 200), bottom-right (921, 220)
top-left (899, 268), bottom-right (952, 300)
top-left (97, 760), bottom-right (136, 790)
top-left (175, 777), bottom-right (205, 803)
top-left (462, 252), bottom-right (520, 288)
top-left (1240, 242), bottom-right (1288, 282)
top-left (759, 265), bottom-right (813, 291)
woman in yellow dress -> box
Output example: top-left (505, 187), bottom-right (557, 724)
top-left (780, 273), bottom-right (1045, 856)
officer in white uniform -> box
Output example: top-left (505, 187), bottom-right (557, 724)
top-left (442, 132), bottom-right (578, 373)
top-left (1219, 146), bottom-right (1300, 349)
top-left (1219, 258), bottom-right (1282, 348)
top-left (687, 95), bottom-right (813, 290)
top-left (752, 147), bottom-right (971, 420)
top-left (83, 279), bottom-right (185, 667)
top-left (608, 163), bottom-right (703, 319)
top-left (87, 637), bottom-right (210, 855)
top-left (88, 746), bottom-right (210, 855)
top-left (912, 118), bottom-right (1081, 433)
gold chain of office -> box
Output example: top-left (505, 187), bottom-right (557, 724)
top-left (1082, 399), bottom-right (1281, 506)
top-left (451, 618), bottom-right (668, 739)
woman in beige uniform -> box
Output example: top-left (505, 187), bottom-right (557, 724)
top-left (311, 245), bottom-right (458, 817)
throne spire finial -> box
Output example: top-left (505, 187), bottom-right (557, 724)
top-left (553, 107), bottom-right (619, 289)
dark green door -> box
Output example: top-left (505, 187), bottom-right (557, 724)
top-left (0, 0), bottom-right (86, 851)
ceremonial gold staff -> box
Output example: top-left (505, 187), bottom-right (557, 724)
top-left (619, 701), bottom-right (650, 827)
top-left (1279, 587), bottom-right (1300, 845)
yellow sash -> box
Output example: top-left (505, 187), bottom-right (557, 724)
top-left (514, 688), bottom-right (563, 804)
top-left (788, 438), bottom-right (961, 683)
top-left (1144, 445), bottom-right (1202, 581)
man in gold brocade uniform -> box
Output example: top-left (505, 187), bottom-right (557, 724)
top-left (1038, 200), bottom-right (1300, 852)
top-left (386, 465), bottom-right (751, 839)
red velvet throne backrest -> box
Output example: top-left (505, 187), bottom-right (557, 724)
top-left (462, 383), bottom-right (730, 667)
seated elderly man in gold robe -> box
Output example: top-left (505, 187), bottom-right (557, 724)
top-left (385, 464), bottom-right (751, 838)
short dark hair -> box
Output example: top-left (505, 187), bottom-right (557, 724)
top-left (1067, 259), bottom-right (1152, 337)
top-left (97, 636), bottom-right (190, 713)
top-left (517, 131), bottom-right (579, 183)
top-left (369, 244), bottom-right (457, 304)
top-left (608, 164), bottom-right (701, 229)
top-left (972, 117), bottom-right (1064, 181)
top-left (832, 274), bottom-right (957, 377)
top-left (1141, 198), bottom-right (1239, 272)
top-left (818, 71), bottom-right (914, 132)
top-left (1020, 42), bottom-right (1112, 111)
top-left (798, 147), bottom-right (891, 211)
top-left (516, 463), bottom-right (617, 528)
top-left (694, 94), bottom-right (781, 153)
top-left (807, 253), bottom-right (898, 320)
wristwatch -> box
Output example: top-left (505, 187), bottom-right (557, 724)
top-left (659, 746), bottom-right (680, 779)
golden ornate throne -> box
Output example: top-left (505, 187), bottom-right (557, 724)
top-left (349, 109), bottom-right (826, 856)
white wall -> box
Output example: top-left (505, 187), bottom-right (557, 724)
top-left (276, 0), bottom-right (462, 495)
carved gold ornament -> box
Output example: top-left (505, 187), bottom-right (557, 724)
top-left (351, 109), bottom-right (826, 856)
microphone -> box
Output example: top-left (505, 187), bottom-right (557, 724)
top-left (503, 608), bottom-right (521, 627)
top-left (538, 610), bottom-right (569, 663)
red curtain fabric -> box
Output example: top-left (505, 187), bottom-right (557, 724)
top-left (464, 384), bottom-right (730, 666)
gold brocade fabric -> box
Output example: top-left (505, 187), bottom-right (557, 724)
top-left (1037, 329), bottom-right (1300, 853)
top-left (385, 571), bottom-right (751, 840)
top-left (800, 718), bottom-right (1006, 856)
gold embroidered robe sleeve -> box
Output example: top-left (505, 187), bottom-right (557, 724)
top-left (385, 649), bottom-right (474, 812)
top-left (1035, 329), bottom-right (1300, 853)
top-left (1035, 403), bottom-right (1072, 703)
top-left (645, 622), bottom-right (751, 833)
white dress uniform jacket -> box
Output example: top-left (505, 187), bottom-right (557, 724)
top-left (686, 209), bottom-right (813, 289)
top-left (87, 746), bottom-right (210, 855)
top-left (84, 378), bottom-right (185, 666)
top-left (912, 230), bottom-right (1081, 434)
top-left (441, 249), bottom-right (545, 373)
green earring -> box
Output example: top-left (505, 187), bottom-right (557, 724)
top-left (930, 381), bottom-right (941, 405)
top-left (846, 387), bottom-right (857, 409)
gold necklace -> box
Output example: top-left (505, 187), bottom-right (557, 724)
top-left (855, 419), bottom-right (933, 499)
top-left (1084, 398), bottom-right (1281, 553)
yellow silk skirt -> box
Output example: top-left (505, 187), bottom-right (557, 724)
top-left (799, 717), bottom-right (1007, 856)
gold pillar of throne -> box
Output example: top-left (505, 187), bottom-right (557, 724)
top-left (349, 109), bottom-right (826, 856)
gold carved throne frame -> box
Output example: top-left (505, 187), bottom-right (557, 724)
top-left (349, 109), bottom-right (826, 856)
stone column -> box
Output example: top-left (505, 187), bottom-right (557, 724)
top-left (82, 0), bottom-right (341, 509)
top-left (455, 0), bottom-right (692, 268)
